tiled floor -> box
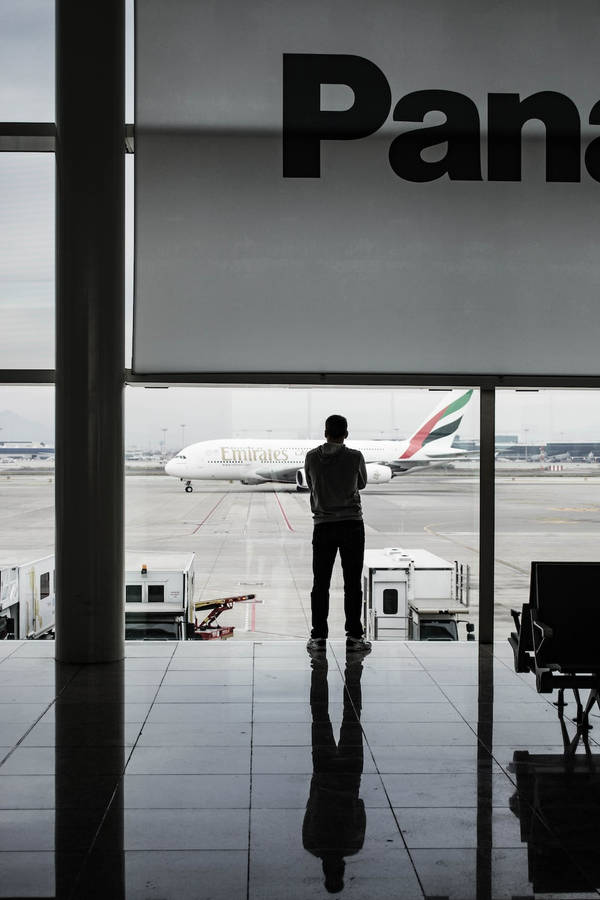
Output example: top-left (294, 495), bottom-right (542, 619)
top-left (1, 638), bottom-right (600, 899)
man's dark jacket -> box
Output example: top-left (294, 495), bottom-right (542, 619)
top-left (304, 443), bottom-right (367, 524)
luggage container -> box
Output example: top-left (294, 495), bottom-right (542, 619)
top-left (363, 547), bottom-right (471, 641)
top-left (362, 548), bottom-right (413, 640)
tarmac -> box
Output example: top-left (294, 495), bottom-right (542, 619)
top-left (2, 465), bottom-right (600, 641)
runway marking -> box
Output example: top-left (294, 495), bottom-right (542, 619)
top-left (536, 518), bottom-right (574, 525)
top-left (423, 521), bottom-right (528, 575)
top-left (274, 491), bottom-right (295, 532)
top-left (192, 494), bottom-right (226, 533)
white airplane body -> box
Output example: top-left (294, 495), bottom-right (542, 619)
top-left (165, 390), bottom-right (474, 491)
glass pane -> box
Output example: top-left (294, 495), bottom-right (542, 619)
top-left (382, 588), bottom-right (398, 615)
top-left (125, 615), bottom-right (178, 640)
top-left (126, 385), bottom-right (479, 642)
top-left (419, 619), bottom-right (458, 641)
top-left (0, 1), bottom-right (54, 122)
top-left (125, 584), bottom-right (142, 603)
top-left (0, 154), bottom-right (54, 368)
top-left (495, 389), bottom-right (600, 640)
top-left (148, 584), bottom-right (164, 602)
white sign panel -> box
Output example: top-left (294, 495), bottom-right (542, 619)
top-left (135, 0), bottom-right (600, 375)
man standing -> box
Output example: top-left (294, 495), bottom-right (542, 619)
top-left (305, 415), bottom-right (371, 652)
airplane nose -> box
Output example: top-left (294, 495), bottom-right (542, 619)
top-left (164, 459), bottom-right (176, 475)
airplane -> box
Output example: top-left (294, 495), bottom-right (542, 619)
top-left (165, 389), bottom-right (474, 492)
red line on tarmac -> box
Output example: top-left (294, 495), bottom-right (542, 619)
top-left (192, 494), bottom-right (226, 533)
top-left (274, 491), bottom-right (295, 532)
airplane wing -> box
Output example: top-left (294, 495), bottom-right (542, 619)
top-left (423, 449), bottom-right (479, 460)
top-left (387, 447), bottom-right (477, 475)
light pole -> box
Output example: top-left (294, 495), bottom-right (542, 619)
top-left (523, 426), bottom-right (529, 462)
top-left (161, 428), bottom-right (168, 457)
top-left (180, 424), bottom-right (186, 448)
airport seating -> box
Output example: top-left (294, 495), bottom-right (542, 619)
top-left (509, 562), bottom-right (600, 753)
top-left (508, 603), bottom-right (535, 674)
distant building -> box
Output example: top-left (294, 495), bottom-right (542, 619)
top-left (0, 442), bottom-right (54, 456)
top-left (545, 442), bottom-right (600, 462)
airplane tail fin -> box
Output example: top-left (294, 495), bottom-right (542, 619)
top-left (398, 390), bottom-right (473, 460)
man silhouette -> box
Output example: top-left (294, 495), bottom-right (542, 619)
top-left (304, 415), bottom-right (371, 652)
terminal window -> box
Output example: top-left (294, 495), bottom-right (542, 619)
top-left (383, 588), bottom-right (398, 615)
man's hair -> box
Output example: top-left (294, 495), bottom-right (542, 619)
top-left (324, 414), bottom-right (348, 439)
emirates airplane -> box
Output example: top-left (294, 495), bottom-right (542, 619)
top-left (165, 390), bottom-right (474, 492)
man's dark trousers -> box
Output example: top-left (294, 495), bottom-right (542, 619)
top-left (310, 520), bottom-right (365, 639)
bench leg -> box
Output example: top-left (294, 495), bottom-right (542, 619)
top-left (572, 688), bottom-right (584, 726)
top-left (556, 690), bottom-right (577, 754)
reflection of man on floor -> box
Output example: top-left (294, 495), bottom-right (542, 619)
top-left (302, 653), bottom-right (366, 893)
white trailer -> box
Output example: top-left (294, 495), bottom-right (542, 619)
top-left (0, 555), bottom-right (55, 639)
top-left (362, 547), bottom-right (472, 641)
top-left (0, 552), bottom-right (196, 642)
top-left (124, 551), bottom-right (196, 640)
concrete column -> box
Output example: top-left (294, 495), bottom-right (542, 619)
top-left (55, 0), bottom-right (125, 662)
top-left (479, 387), bottom-right (495, 644)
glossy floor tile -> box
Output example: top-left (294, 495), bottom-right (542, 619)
top-left (1, 638), bottom-right (600, 899)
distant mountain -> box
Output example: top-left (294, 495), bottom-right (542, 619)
top-left (0, 410), bottom-right (53, 444)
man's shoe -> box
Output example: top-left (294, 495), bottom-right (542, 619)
top-left (346, 635), bottom-right (372, 653)
top-left (306, 637), bottom-right (326, 652)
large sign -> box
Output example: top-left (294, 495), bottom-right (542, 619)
top-left (135, 0), bottom-right (600, 375)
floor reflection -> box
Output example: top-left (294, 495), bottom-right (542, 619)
top-left (303, 652), bottom-right (366, 894)
top-left (55, 661), bottom-right (125, 899)
top-left (509, 749), bottom-right (600, 895)
top-left (5, 641), bottom-right (600, 898)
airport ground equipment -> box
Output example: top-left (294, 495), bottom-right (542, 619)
top-left (0, 550), bottom-right (258, 642)
top-left (0, 555), bottom-right (55, 639)
top-left (190, 593), bottom-right (258, 640)
top-left (362, 548), bottom-right (471, 641)
top-left (509, 561), bottom-right (600, 753)
top-left (124, 552), bottom-right (196, 640)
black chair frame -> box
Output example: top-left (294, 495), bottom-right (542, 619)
top-left (509, 562), bottom-right (600, 755)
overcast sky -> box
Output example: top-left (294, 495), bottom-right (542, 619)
top-left (1, 3), bottom-right (600, 450)
top-left (2, 385), bottom-right (600, 451)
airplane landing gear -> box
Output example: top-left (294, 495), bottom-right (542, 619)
top-left (185, 481), bottom-right (193, 493)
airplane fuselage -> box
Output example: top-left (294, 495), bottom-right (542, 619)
top-left (165, 438), bottom-right (412, 482)
top-left (164, 390), bottom-right (474, 487)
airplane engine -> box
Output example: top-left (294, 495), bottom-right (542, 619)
top-left (365, 463), bottom-right (393, 484)
top-left (296, 468), bottom-right (309, 490)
